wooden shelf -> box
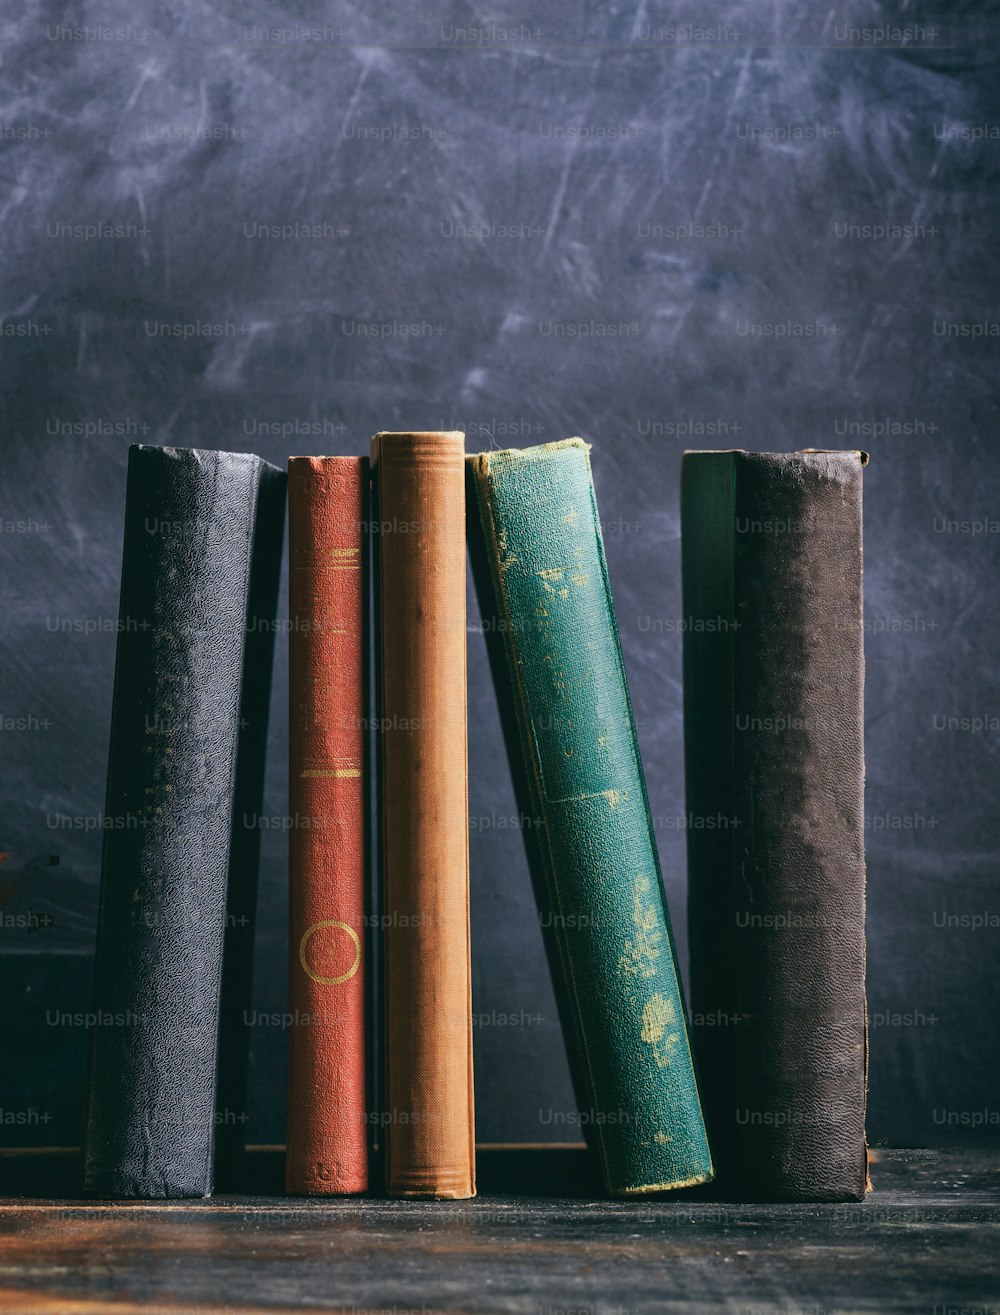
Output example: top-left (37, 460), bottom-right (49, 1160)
top-left (0, 1148), bottom-right (997, 1313)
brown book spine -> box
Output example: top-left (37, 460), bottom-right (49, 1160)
top-left (371, 430), bottom-right (475, 1200)
top-left (682, 449), bottom-right (868, 1202)
top-left (285, 456), bottom-right (368, 1195)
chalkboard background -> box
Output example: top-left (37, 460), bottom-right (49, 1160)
top-left (1, 2), bottom-right (997, 1154)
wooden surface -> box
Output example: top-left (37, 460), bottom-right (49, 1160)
top-left (0, 1148), bottom-right (997, 1314)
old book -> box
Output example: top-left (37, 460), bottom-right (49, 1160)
top-left (372, 430), bottom-right (475, 1200)
top-left (83, 445), bottom-right (284, 1199)
top-left (467, 438), bottom-right (713, 1198)
top-left (681, 449), bottom-right (869, 1203)
top-left (285, 456), bottom-right (369, 1195)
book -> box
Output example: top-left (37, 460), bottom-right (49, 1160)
top-left (372, 430), bottom-right (475, 1200)
top-left (681, 449), bottom-right (869, 1203)
top-left (83, 444), bottom-right (283, 1200)
top-left (215, 459), bottom-right (286, 1189)
top-left (467, 438), bottom-right (713, 1198)
top-left (285, 456), bottom-right (369, 1195)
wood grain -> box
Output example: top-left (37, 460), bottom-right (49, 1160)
top-left (0, 1149), bottom-right (997, 1314)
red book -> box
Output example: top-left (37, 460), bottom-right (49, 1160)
top-left (285, 456), bottom-right (368, 1194)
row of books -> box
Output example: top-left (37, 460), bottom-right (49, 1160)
top-left (81, 435), bottom-right (869, 1204)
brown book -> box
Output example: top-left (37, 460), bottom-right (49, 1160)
top-left (285, 456), bottom-right (368, 1195)
top-left (682, 449), bottom-right (869, 1202)
top-left (371, 430), bottom-right (475, 1199)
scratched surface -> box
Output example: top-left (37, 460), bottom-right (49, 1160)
top-left (0, 1148), bottom-right (997, 1313)
top-left (0, 4), bottom-right (998, 1152)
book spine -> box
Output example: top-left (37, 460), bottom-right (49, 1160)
top-left (215, 461), bottom-right (286, 1189)
top-left (682, 449), bottom-right (868, 1202)
top-left (83, 444), bottom-right (278, 1200)
top-left (468, 439), bottom-right (713, 1197)
top-left (286, 456), bottom-right (369, 1195)
top-left (372, 431), bottom-right (475, 1200)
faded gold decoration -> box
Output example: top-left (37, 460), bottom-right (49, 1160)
top-left (299, 920), bottom-right (361, 985)
top-left (618, 874), bottom-right (663, 979)
top-left (640, 993), bottom-right (680, 1068)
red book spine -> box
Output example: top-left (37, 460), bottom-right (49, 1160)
top-left (286, 456), bottom-right (368, 1194)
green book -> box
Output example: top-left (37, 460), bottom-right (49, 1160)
top-left (467, 439), bottom-right (713, 1196)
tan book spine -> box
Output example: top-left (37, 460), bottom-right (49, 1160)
top-left (371, 430), bottom-right (475, 1200)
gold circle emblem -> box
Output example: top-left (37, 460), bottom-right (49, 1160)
top-left (299, 920), bottom-right (361, 985)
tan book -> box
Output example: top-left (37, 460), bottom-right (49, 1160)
top-left (371, 430), bottom-right (475, 1199)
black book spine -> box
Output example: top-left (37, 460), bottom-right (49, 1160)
top-left (682, 449), bottom-right (869, 1203)
top-left (83, 445), bottom-right (281, 1199)
top-left (214, 463), bottom-right (286, 1189)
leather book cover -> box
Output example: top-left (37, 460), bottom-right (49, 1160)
top-left (83, 444), bottom-right (282, 1200)
top-left (681, 449), bottom-right (869, 1203)
top-left (285, 456), bottom-right (369, 1195)
top-left (372, 430), bottom-right (475, 1200)
top-left (467, 439), bottom-right (714, 1198)
top-left (215, 460), bottom-right (286, 1189)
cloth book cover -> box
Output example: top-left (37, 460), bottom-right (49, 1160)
top-left (372, 431), bottom-right (475, 1200)
top-left (681, 448), bottom-right (869, 1203)
top-left (285, 456), bottom-right (369, 1195)
top-left (83, 444), bottom-right (283, 1199)
top-left (467, 438), bottom-right (713, 1197)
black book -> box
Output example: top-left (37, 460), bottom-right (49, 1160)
top-left (681, 449), bottom-right (869, 1203)
top-left (83, 445), bottom-right (284, 1199)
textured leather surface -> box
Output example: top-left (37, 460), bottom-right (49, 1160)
top-left (83, 445), bottom-right (281, 1200)
top-left (285, 457), bottom-right (368, 1195)
top-left (682, 449), bottom-right (868, 1203)
top-left (215, 459), bottom-right (286, 1188)
top-left (373, 432), bottom-right (475, 1200)
top-left (468, 440), bottom-right (713, 1197)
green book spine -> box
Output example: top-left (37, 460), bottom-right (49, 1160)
top-left (468, 439), bottom-right (713, 1196)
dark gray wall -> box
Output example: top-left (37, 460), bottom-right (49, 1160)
top-left (1, 3), bottom-right (997, 1153)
